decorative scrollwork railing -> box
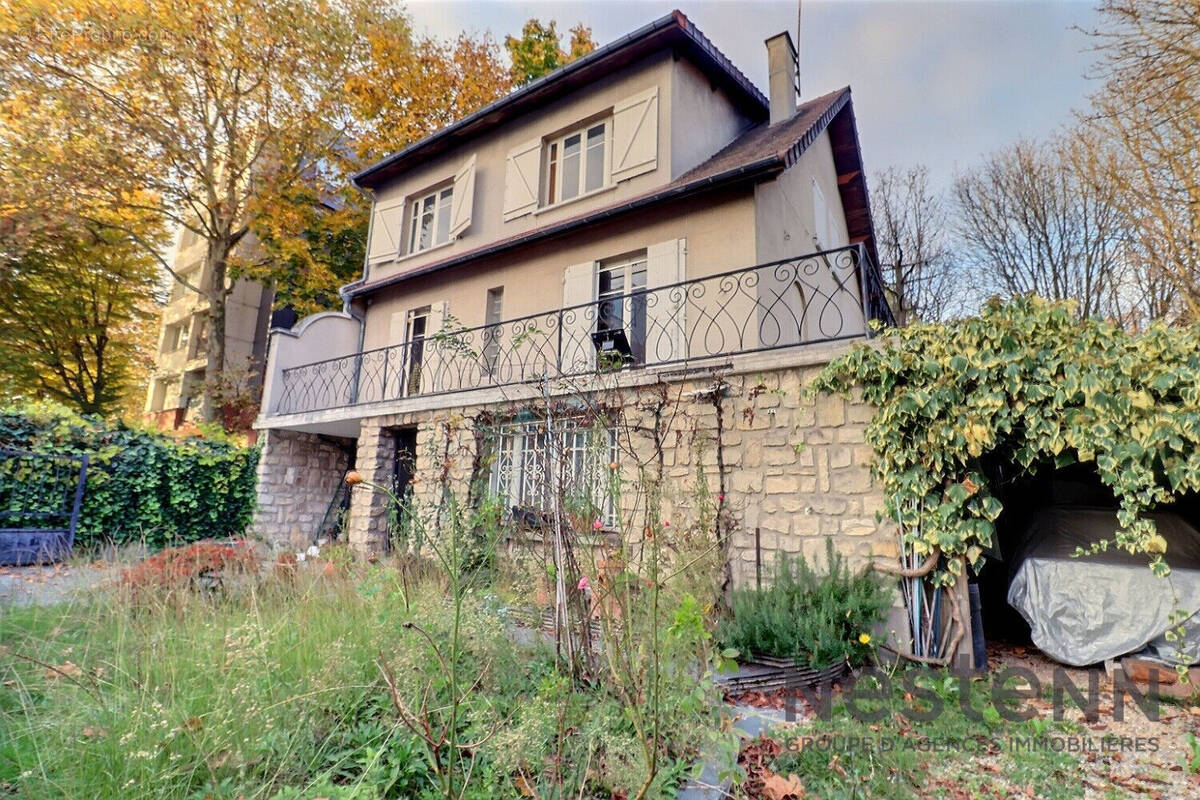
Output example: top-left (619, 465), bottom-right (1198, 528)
top-left (273, 243), bottom-right (894, 416)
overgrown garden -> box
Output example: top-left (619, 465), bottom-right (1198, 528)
top-left (5, 297), bottom-right (1199, 797)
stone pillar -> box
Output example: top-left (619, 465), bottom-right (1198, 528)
top-left (346, 420), bottom-right (395, 554)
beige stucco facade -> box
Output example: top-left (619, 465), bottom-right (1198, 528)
top-left (362, 51), bottom-right (759, 290)
top-left (361, 187), bottom-right (759, 350)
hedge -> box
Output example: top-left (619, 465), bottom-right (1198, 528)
top-left (0, 402), bottom-right (259, 550)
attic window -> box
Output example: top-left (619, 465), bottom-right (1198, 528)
top-left (408, 185), bottom-right (454, 254)
top-left (545, 120), bottom-right (609, 206)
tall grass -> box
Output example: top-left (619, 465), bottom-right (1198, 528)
top-left (0, 564), bottom-right (686, 799)
top-left (2, 569), bottom-right (454, 799)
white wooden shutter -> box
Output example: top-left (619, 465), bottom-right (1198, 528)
top-left (449, 154), bottom-right (476, 238)
top-left (560, 261), bottom-right (595, 374)
top-left (428, 300), bottom-right (449, 334)
top-left (645, 239), bottom-right (686, 364)
top-left (357, 310), bottom-right (408, 403)
top-left (389, 311), bottom-right (407, 343)
top-left (611, 86), bottom-right (659, 183)
top-left (503, 138), bottom-right (541, 221)
top-left (368, 197), bottom-right (407, 264)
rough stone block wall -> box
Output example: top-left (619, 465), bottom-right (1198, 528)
top-left (257, 355), bottom-right (913, 651)
top-left (336, 363), bottom-right (897, 583)
top-left (252, 429), bottom-right (353, 549)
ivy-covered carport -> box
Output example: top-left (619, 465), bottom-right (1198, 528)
top-left (816, 296), bottom-right (1200, 669)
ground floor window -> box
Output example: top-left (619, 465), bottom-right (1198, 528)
top-left (488, 418), bottom-right (617, 527)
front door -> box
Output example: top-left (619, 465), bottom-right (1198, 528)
top-left (390, 428), bottom-right (419, 552)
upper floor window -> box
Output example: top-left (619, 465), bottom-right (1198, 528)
top-left (368, 154), bottom-right (476, 266)
top-left (503, 86), bottom-right (658, 222)
top-left (162, 320), bottom-right (190, 353)
top-left (408, 186), bottom-right (454, 254)
top-left (169, 265), bottom-right (200, 303)
top-left (545, 121), bottom-right (609, 205)
top-left (191, 318), bottom-right (209, 358)
top-left (483, 287), bottom-right (504, 373)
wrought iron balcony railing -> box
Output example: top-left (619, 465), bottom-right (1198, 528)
top-left (272, 243), bottom-right (894, 416)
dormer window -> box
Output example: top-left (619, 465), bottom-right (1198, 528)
top-left (545, 121), bottom-right (609, 205)
top-left (408, 185), bottom-right (454, 254)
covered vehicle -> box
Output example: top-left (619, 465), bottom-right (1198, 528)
top-left (1007, 506), bottom-right (1200, 667)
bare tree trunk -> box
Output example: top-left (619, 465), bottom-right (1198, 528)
top-left (873, 165), bottom-right (956, 323)
top-left (203, 236), bottom-right (231, 424)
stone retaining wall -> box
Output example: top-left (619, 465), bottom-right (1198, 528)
top-left (251, 429), bottom-right (353, 549)
top-left (335, 363), bottom-right (897, 585)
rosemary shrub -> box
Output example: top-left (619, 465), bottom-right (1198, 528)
top-left (718, 539), bottom-right (889, 668)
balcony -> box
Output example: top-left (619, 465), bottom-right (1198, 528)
top-left (267, 244), bottom-right (893, 418)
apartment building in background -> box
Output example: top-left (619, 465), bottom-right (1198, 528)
top-left (143, 227), bottom-right (273, 431)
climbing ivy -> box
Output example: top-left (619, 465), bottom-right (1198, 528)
top-left (0, 402), bottom-right (259, 550)
top-left (814, 296), bottom-right (1200, 583)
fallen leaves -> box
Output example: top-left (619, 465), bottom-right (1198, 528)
top-left (44, 661), bottom-right (81, 681)
top-left (761, 770), bottom-right (806, 799)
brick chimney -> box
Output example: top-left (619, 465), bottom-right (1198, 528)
top-left (765, 31), bottom-right (798, 125)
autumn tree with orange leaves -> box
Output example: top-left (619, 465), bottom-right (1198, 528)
top-left (0, 0), bottom-right (515, 421)
top-left (505, 19), bottom-right (596, 87)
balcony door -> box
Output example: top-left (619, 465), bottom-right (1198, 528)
top-left (596, 254), bottom-right (647, 365)
top-left (560, 239), bottom-right (685, 374)
top-left (404, 307), bottom-right (429, 396)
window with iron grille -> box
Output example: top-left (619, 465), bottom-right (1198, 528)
top-left (488, 419), bottom-right (617, 527)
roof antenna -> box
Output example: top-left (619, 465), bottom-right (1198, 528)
top-left (795, 0), bottom-right (803, 99)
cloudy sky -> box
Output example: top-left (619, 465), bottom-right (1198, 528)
top-left (406, 0), bottom-right (1102, 191)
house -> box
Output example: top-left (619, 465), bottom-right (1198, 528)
top-left (251, 10), bottom-right (898, 586)
top-left (144, 227), bottom-right (274, 431)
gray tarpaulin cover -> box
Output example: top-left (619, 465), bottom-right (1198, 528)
top-left (1007, 507), bottom-right (1200, 667)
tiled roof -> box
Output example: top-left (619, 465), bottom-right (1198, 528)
top-left (675, 88), bottom-right (849, 182)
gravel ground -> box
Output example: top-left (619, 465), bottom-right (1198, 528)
top-left (725, 643), bottom-right (1200, 798)
top-left (988, 642), bottom-right (1200, 799)
top-left (0, 560), bottom-right (121, 608)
